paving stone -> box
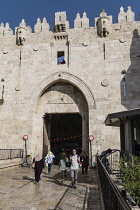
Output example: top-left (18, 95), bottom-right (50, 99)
top-left (0, 166), bottom-right (103, 210)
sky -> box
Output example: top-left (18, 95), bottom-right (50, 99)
top-left (0, 0), bottom-right (139, 32)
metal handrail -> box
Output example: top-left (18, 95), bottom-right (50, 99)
top-left (0, 149), bottom-right (24, 160)
top-left (100, 149), bottom-right (124, 174)
top-left (101, 149), bottom-right (124, 161)
top-left (97, 157), bottom-right (131, 210)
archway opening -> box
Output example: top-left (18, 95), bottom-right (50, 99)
top-left (43, 113), bottom-right (82, 164)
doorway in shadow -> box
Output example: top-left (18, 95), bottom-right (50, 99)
top-left (44, 113), bottom-right (82, 164)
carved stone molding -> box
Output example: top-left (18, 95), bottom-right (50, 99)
top-left (30, 71), bottom-right (96, 111)
top-left (101, 79), bottom-right (109, 87)
top-left (33, 45), bottom-right (39, 51)
top-left (119, 37), bottom-right (125, 43)
top-left (15, 84), bottom-right (21, 91)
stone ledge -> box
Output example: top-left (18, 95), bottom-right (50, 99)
top-left (0, 158), bottom-right (23, 169)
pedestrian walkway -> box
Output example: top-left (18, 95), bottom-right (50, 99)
top-left (0, 166), bottom-right (103, 210)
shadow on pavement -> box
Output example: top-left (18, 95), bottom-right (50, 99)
top-left (22, 176), bottom-right (34, 182)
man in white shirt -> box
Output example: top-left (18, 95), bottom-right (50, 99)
top-left (70, 149), bottom-right (80, 189)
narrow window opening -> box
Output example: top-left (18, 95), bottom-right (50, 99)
top-left (57, 51), bottom-right (66, 65)
top-left (103, 28), bottom-right (106, 37)
top-left (2, 85), bottom-right (4, 99)
top-left (103, 43), bottom-right (106, 60)
top-left (61, 24), bottom-right (66, 32)
top-left (103, 21), bottom-right (105, 25)
top-left (20, 51), bottom-right (22, 65)
top-left (123, 77), bottom-right (126, 98)
top-left (59, 16), bottom-right (61, 22)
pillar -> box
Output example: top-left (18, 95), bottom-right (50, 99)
top-left (120, 119), bottom-right (125, 151)
top-left (43, 115), bottom-right (51, 158)
top-left (82, 112), bottom-right (89, 153)
top-left (124, 119), bottom-right (134, 161)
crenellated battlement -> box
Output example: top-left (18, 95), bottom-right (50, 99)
top-left (0, 6), bottom-right (139, 46)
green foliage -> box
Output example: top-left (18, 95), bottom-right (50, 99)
top-left (120, 156), bottom-right (140, 205)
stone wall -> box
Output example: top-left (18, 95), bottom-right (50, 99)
top-left (0, 6), bottom-right (140, 158)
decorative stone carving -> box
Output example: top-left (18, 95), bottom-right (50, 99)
top-left (101, 79), bottom-right (109, 87)
top-left (4, 23), bottom-right (13, 36)
top-left (33, 45), bottom-right (39, 51)
top-left (96, 9), bottom-right (112, 38)
top-left (0, 23), bottom-right (4, 34)
top-left (74, 13), bottom-right (82, 29)
top-left (16, 27), bottom-right (26, 46)
top-left (126, 6), bottom-right (135, 22)
top-left (15, 84), bottom-right (21, 91)
top-left (119, 37), bottom-right (125, 43)
top-left (118, 6), bottom-right (126, 24)
top-left (16, 19), bottom-right (31, 46)
top-left (3, 48), bottom-right (8, 54)
top-left (83, 41), bottom-right (89, 46)
top-left (42, 17), bottom-right (50, 32)
top-left (120, 6), bottom-right (124, 12)
top-left (34, 18), bottom-right (42, 34)
top-left (82, 12), bottom-right (89, 28)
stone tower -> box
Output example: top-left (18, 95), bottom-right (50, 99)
top-left (54, 11), bottom-right (69, 32)
top-left (95, 9), bottom-right (112, 37)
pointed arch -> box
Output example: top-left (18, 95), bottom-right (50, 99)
top-left (30, 71), bottom-right (96, 111)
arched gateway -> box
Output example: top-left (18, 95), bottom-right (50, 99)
top-left (29, 72), bottom-right (95, 158)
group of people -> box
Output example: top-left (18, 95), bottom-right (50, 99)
top-left (33, 149), bottom-right (89, 189)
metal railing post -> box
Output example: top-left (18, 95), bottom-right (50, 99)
top-left (97, 157), bottom-right (131, 210)
top-left (0, 149), bottom-right (24, 160)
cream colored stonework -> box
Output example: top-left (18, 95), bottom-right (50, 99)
top-left (0, 6), bottom-right (140, 158)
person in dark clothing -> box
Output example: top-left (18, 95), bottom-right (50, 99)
top-left (33, 154), bottom-right (44, 184)
top-left (100, 148), bottom-right (112, 173)
top-left (80, 151), bottom-right (89, 175)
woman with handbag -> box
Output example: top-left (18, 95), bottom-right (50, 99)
top-left (59, 152), bottom-right (69, 183)
top-left (33, 153), bottom-right (44, 184)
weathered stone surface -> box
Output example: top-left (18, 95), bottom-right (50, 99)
top-left (0, 7), bottom-right (140, 158)
top-left (0, 166), bottom-right (103, 210)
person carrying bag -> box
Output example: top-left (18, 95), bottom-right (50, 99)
top-left (70, 149), bottom-right (80, 189)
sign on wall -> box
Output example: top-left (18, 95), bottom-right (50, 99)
top-left (23, 135), bottom-right (28, 140)
top-left (88, 135), bottom-right (94, 141)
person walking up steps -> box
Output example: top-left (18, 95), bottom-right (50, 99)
top-left (70, 149), bottom-right (80, 189)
